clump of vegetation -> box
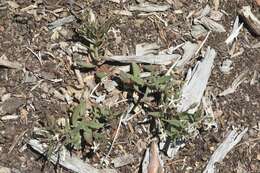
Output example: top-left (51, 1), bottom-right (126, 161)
top-left (38, 11), bottom-right (202, 161)
top-left (76, 10), bottom-right (117, 65)
top-left (119, 63), bottom-right (201, 142)
top-left (38, 100), bottom-right (114, 160)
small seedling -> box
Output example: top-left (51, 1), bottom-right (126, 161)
top-left (40, 100), bottom-right (111, 160)
top-left (118, 63), bottom-right (202, 141)
top-left (76, 10), bottom-right (117, 65)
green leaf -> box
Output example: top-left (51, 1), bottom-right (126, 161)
top-left (76, 61), bottom-right (96, 69)
top-left (157, 76), bottom-right (171, 84)
top-left (96, 72), bottom-right (107, 80)
top-left (86, 120), bottom-right (104, 129)
top-left (143, 65), bottom-right (157, 72)
top-left (93, 131), bottom-right (105, 142)
top-left (131, 75), bottom-right (144, 86)
top-left (133, 84), bottom-right (140, 93)
top-left (149, 112), bottom-right (162, 118)
top-left (83, 127), bottom-right (93, 144)
top-left (163, 119), bottom-right (183, 129)
top-left (99, 107), bottom-right (110, 117)
top-left (72, 100), bottom-right (86, 125)
top-left (70, 129), bottom-right (81, 149)
top-left (131, 63), bottom-right (140, 78)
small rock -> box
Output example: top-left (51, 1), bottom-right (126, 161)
top-left (0, 25), bottom-right (4, 32)
top-left (0, 166), bottom-right (11, 173)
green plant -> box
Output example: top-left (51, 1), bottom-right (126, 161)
top-left (76, 10), bottom-right (117, 65)
top-left (67, 100), bottom-right (104, 148)
top-left (119, 63), bottom-right (201, 141)
top-left (119, 63), bottom-right (173, 101)
top-left (40, 100), bottom-right (109, 160)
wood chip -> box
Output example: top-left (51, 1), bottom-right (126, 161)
top-left (104, 54), bottom-right (180, 65)
top-left (111, 154), bottom-right (134, 168)
top-left (203, 128), bottom-right (248, 173)
top-left (225, 16), bottom-right (243, 45)
top-left (129, 3), bottom-right (170, 12)
top-left (48, 15), bottom-right (76, 30)
top-left (218, 71), bottom-right (247, 96)
top-left (0, 54), bottom-right (23, 69)
top-left (177, 47), bottom-right (216, 114)
top-left (28, 139), bottom-right (117, 173)
top-left (198, 17), bottom-right (226, 32)
top-left (6, 1), bottom-right (20, 9)
top-left (256, 0), bottom-right (260, 6)
top-left (239, 6), bottom-right (260, 36)
top-left (176, 42), bottom-right (199, 68)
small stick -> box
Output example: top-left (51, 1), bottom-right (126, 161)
top-left (195, 31), bottom-right (211, 55)
top-left (26, 47), bottom-right (43, 65)
top-left (104, 105), bottom-right (133, 160)
top-left (104, 112), bottom-right (124, 160)
top-left (165, 55), bottom-right (182, 76)
top-left (8, 130), bottom-right (28, 154)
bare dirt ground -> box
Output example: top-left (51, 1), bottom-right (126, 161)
top-left (0, 0), bottom-right (259, 173)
